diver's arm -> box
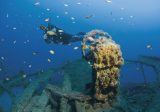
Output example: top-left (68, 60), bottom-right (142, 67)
top-left (70, 36), bottom-right (83, 42)
top-left (69, 31), bottom-right (86, 43)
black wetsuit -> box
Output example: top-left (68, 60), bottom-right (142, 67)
top-left (40, 24), bottom-right (83, 45)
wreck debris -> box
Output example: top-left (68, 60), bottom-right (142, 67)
top-left (12, 69), bottom-right (55, 112)
top-left (126, 56), bottom-right (160, 83)
top-left (62, 73), bottom-right (72, 92)
top-left (140, 64), bottom-right (147, 85)
top-left (7, 56), bottom-right (160, 112)
top-left (82, 30), bottom-right (124, 103)
top-left (0, 81), bottom-right (15, 100)
top-left (45, 84), bottom-right (110, 112)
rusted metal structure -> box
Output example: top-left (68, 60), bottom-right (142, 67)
top-left (81, 30), bottom-right (123, 103)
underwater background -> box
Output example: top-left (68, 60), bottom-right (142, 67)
top-left (0, 0), bottom-right (160, 112)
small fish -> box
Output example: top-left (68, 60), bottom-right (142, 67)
top-left (121, 8), bottom-right (124, 10)
top-left (64, 11), bottom-right (68, 15)
top-left (85, 15), bottom-right (93, 19)
top-left (74, 46), bottom-right (79, 50)
top-left (46, 8), bottom-right (50, 11)
top-left (47, 58), bottom-right (51, 62)
top-left (120, 17), bottom-right (124, 20)
top-left (6, 13), bottom-right (9, 18)
top-left (13, 27), bottom-right (17, 30)
top-left (32, 51), bottom-right (39, 56)
top-left (23, 74), bottom-right (27, 78)
top-left (77, 2), bottom-right (81, 5)
top-left (88, 61), bottom-right (91, 65)
top-left (56, 16), bottom-right (59, 18)
top-left (58, 30), bottom-right (64, 33)
top-left (146, 44), bottom-right (152, 49)
top-left (1, 57), bottom-right (4, 60)
top-left (6, 77), bottom-right (10, 81)
top-left (45, 18), bottom-right (50, 22)
top-left (49, 50), bottom-right (55, 55)
top-left (28, 64), bottom-right (32, 68)
top-left (64, 4), bottom-right (69, 7)
top-left (105, 0), bottom-right (112, 3)
top-left (72, 21), bottom-right (76, 24)
top-left (13, 40), bottom-right (17, 44)
top-left (130, 15), bottom-right (133, 18)
top-left (34, 2), bottom-right (40, 6)
top-left (71, 17), bottom-right (75, 20)
top-left (0, 68), bottom-right (2, 71)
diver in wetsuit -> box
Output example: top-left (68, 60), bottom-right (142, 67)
top-left (40, 23), bottom-right (83, 45)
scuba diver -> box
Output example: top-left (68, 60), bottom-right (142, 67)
top-left (40, 23), bottom-right (84, 45)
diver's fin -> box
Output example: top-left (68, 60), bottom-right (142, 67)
top-left (40, 25), bottom-right (47, 32)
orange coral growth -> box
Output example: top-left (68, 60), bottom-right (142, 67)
top-left (82, 30), bottom-right (123, 104)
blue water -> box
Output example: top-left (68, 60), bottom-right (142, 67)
top-left (0, 0), bottom-right (160, 111)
